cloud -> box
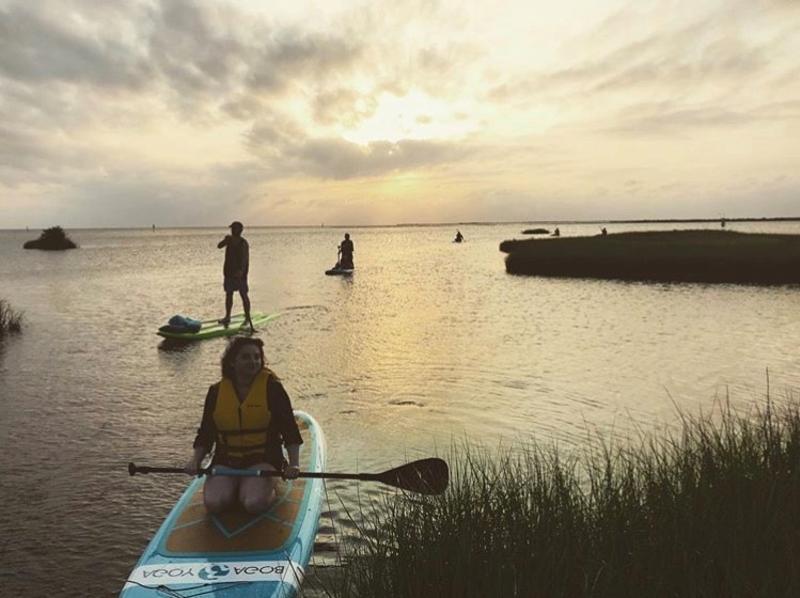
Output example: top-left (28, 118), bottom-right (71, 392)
top-left (312, 88), bottom-right (378, 127)
top-left (488, 1), bottom-right (796, 111)
top-left (289, 138), bottom-right (470, 179)
top-left (605, 96), bottom-right (800, 136)
top-left (0, 0), bottom-right (365, 121)
top-left (248, 116), bottom-right (472, 179)
top-left (0, 2), bottom-right (153, 89)
top-left (606, 104), bottom-right (752, 136)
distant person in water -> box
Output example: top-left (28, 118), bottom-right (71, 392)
top-left (454, 230), bottom-right (464, 243)
top-left (601, 227), bottom-right (607, 236)
top-left (218, 221), bottom-right (254, 332)
top-left (185, 337), bottom-right (302, 514)
top-left (553, 227), bottom-right (560, 237)
top-left (338, 233), bottom-right (354, 269)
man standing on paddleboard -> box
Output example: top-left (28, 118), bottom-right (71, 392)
top-left (339, 232), bottom-right (354, 269)
top-left (217, 221), bottom-right (254, 332)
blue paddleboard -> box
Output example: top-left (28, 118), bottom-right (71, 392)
top-left (120, 411), bottom-right (326, 597)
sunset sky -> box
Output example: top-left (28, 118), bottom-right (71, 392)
top-left (1, 0), bottom-right (798, 228)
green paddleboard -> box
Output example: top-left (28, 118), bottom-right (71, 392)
top-left (157, 312), bottom-right (279, 340)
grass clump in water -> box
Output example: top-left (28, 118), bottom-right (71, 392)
top-left (0, 299), bottom-right (23, 335)
top-left (23, 225), bottom-right (78, 250)
top-left (331, 400), bottom-right (800, 597)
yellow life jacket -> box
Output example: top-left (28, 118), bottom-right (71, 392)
top-left (213, 369), bottom-right (272, 462)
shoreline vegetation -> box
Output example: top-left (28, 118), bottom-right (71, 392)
top-left (500, 230), bottom-right (800, 285)
top-left (23, 225), bottom-right (77, 250)
top-left (0, 299), bottom-right (23, 335)
top-left (324, 397), bottom-right (800, 598)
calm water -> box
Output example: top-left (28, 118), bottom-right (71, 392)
top-left (1, 221), bottom-right (799, 595)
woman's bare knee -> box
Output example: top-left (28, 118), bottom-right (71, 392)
top-left (204, 477), bottom-right (237, 513)
top-left (242, 487), bottom-right (276, 514)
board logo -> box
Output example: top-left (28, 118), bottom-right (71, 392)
top-left (199, 564), bottom-right (231, 580)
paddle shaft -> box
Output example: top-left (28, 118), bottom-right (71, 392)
top-left (128, 457), bottom-right (449, 494)
top-left (131, 465), bottom-right (378, 481)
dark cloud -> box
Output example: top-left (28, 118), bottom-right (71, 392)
top-left (247, 32), bottom-right (361, 92)
top-left (0, 0), bottom-right (365, 118)
top-left (247, 117), bottom-right (471, 179)
top-left (288, 138), bottom-right (469, 179)
top-left (0, 3), bottom-right (153, 89)
top-left (146, 0), bottom-right (248, 95)
top-left (247, 115), bottom-right (307, 156)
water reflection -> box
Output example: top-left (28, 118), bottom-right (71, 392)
top-left (157, 338), bottom-right (200, 353)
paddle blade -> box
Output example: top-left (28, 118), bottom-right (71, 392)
top-left (377, 458), bottom-right (449, 495)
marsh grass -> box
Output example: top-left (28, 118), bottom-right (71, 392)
top-left (327, 398), bottom-right (800, 597)
top-left (499, 230), bottom-right (800, 284)
top-left (0, 299), bottom-right (23, 335)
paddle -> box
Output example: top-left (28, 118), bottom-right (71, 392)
top-left (128, 458), bottom-right (449, 495)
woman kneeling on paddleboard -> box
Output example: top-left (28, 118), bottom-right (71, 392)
top-left (185, 337), bottom-right (303, 514)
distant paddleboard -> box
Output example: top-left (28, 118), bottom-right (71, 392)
top-left (157, 312), bottom-right (279, 340)
top-left (325, 267), bottom-right (354, 276)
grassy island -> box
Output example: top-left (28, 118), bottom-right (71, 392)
top-left (330, 399), bottom-right (800, 598)
top-left (0, 299), bottom-right (23, 335)
top-left (499, 230), bottom-right (800, 284)
top-left (23, 225), bottom-right (78, 250)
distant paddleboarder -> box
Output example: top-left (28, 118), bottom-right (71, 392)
top-left (217, 221), bottom-right (254, 332)
top-left (339, 233), bottom-right (354, 269)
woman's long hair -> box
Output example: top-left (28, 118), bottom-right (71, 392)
top-left (221, 337), bottom-right (269, 380)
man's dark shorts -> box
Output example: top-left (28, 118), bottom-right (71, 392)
top-left (223, 276), bottom-right (249, 294)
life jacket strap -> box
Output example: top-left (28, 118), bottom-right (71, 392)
top-left (218, 426), bottom-right (269, 438)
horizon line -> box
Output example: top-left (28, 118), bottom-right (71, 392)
top-left (2, 216), bottom-right (800, 231)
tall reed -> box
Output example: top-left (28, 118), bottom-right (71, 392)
top-left (329, 399), bottom-right (800, 597)
top-left (0, 299), bottom-right (23, 335)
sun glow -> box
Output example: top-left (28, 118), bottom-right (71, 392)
top-left (341, 90), bottom-right (476, 144)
